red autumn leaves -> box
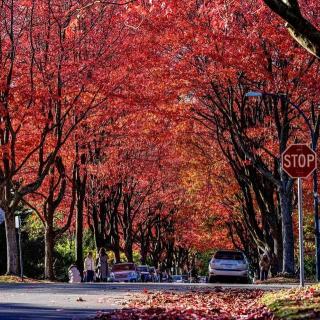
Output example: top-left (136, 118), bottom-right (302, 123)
top-left (96, 289), bottom-right (272, 320)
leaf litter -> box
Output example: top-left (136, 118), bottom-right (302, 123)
top-left (95, 288), bottom-right (273, 319)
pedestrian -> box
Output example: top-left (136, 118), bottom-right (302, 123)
top-left (97, 248), bottom-right (108, 282)
top-left (68, 264), bottom-right (81, 283)
top-left (84, 251), bottom-right (95, 283)
top-left (259, 253), bottom-right (270, 281)
top-left (162, 270), bottom-right (168, 282)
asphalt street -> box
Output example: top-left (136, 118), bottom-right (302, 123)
top-left (0, 282), bottom-right (298, 320)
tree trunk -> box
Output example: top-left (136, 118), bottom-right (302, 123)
top-left (113, 236), bottom-right (121, 263)
top-left (5, 210), bottom-right (19, 275)
top-left (271, 232), bottom-right (283, 275)
top-left (111, 210), bottom-right (121, 263)
top-left (280, 189), bottom-right (294, 274)
top-left (166, 241), bottom-right (174, 270)
top-left (125, 240), bottom-right (133, 263)
top-left (75, 199), bottom-right (84, 277)
top-left (92, 205), bottom-right (104, 251)
top-left (140, 238), bottom-right (148, 265)
top-left (44, 225), bottom-right (55, 280)
top-left (140, 252), bottom-right (147, 265)
top-left (74, 153), bottom-right (87, 279)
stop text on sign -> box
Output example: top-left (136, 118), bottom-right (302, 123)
top-left (281, 144), bottom-right (317, 178)
top-left (283, 154), bottom-right (315, 168)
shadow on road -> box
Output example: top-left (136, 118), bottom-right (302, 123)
top-left (0, 302), bottom-right (108, 320)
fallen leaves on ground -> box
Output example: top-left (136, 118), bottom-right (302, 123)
top-left (0, 275), bottom-right (50, 283)
top-left (95, 288), bottom-right (272, 319)
top-left (263, 285), bottom-right (320, 319)
top-left (253, 276), bottom-right (312, 285)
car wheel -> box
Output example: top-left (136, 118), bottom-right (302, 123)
top-left (209, 275), bottom-right (215, 283)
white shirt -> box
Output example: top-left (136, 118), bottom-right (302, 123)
top-left (84, 257), bottom-right (95, 271)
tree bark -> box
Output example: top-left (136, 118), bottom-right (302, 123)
top-left (92, 205), bottom-right (104, 251)
top-left (124, 240), bottom-right (133, 263)
top-left (44, 225), bottom-right (55, 281)
top-left (272, 232), bottom-right (283, 275)
top-left (280, 186), bottom-right (295, 274)
top-left (113, 239), bottom-right (121, 263)
top-left (263, 0), bottom-right (320, 59)
top-left (4, 210), bottom-right (19, 275)
top-left (75, 195), bottom-right (84, 276)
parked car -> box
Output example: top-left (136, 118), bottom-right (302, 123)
top-left (208, 250), bottom-right (249, 283)
top-left (199, 276), bottom-right (208, 283)
top-left (148, 266), bottom-right (159, 282)
top-left (137, 265), bottom-right (151, 282)
top-left (110, 263), bottom-right (140, 282)
top-left (172, 275), bottom-right (184, 283)
top-left (182, 274), bottom-right (189, 283)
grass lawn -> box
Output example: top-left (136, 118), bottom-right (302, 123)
top-left (262, 284), bottom-right (320, 319)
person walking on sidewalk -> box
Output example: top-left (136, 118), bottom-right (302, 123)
top-left (97, 248), bottom-right (108, 282)
top-left (84, 251), bottom-right (95, 282)
top-left (259, 253), bottom-right (270, 281)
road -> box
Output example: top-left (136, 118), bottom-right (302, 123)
top-left (0, 282), bottom-right (298, 320)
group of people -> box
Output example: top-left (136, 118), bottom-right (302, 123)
top-left (83, 248), bottom-right (109, 282)
top-left (68, 248), bottom-right (109, 283)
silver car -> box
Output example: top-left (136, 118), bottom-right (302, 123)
top-left (208, 250), bottom-right (249, 283)
top-left (110, 263), bottom-right (139, 282)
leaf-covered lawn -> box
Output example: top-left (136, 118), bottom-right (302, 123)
top-left (262, 285), bottom-right (320, 319)
top-left (95, 288), bottom-right (272, 320)
top-left (0, 275), bottom-right (48, 283)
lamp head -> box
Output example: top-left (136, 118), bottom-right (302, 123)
top-left (245, 91), bottom-right (263, 98)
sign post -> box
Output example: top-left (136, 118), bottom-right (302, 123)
top-left (297, 178), bottom-right (304, 287)
top-left (282, 144), bottom-right (317, 287)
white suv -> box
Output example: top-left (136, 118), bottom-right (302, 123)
top-left (208, 250), bottom-right (249, 283)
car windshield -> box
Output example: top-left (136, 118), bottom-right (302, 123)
top-left (214, 251), bottom-right (244, 261)
top-left (137, 266), bottom-right (149, 272)
top-left (112, 264), bottom-right (135, 272)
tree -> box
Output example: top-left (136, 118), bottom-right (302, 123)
top-left (171, 0), bottom-right (320, 274)
top-left (25, 156), bottom-right (75, 280)
top-left (262, 0), bottom-right (320, 59)
top-left (0, 0), bottom-right (140, 275)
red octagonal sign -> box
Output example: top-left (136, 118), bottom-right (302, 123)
top-left (282, 144), bottom-right (317, 178)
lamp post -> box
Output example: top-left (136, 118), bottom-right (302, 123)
top-left (15, 214), bottom-right (24, 282)
top-left (245, 91), bottom-right (320, 282)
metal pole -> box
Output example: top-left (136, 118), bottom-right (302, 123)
top-left (311, 134), bottom-right (320, 282)
top-left (18, 217), bottom-right (23, 282)
top-left (298, 178), bottom-right (305, 287)
top-left (312, 168), bottom-right (320, 281)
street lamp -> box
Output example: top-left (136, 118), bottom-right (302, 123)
top-left (15, 214), bottom-right (23, 282)
top-left (245, 90), bottom-right (320, 282)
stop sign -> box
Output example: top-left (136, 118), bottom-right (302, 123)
top-left (282, 144), bottom-right (317, 178)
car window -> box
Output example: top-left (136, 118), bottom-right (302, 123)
top-left (173, 275), bottom-right (182, 280)
top-left (112, 264), bottom-right (135, 272)
top-left (214, 251), bottom-right (244, 260)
